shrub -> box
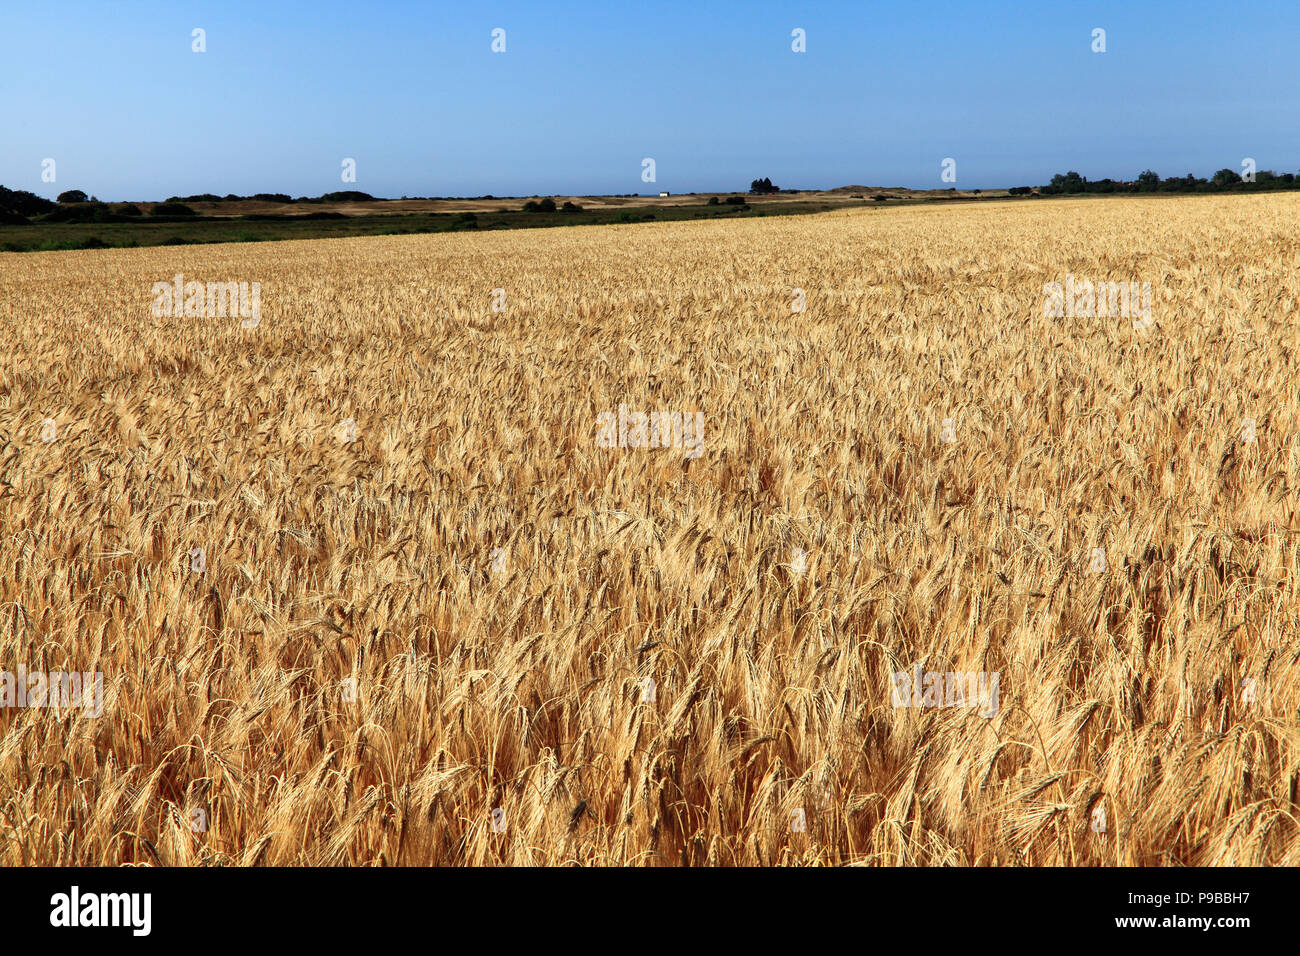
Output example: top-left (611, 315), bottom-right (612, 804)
top-left (39, 202), bottom-right (113, 223)
top-left (318, 191), bottom-right (374, 202)
top-left (150, 203), bottom-right (197, 217)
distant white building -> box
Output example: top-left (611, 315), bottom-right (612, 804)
top-left (658, 191), bottom-right (669, 197)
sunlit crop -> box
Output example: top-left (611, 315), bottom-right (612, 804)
top-left (2, 194), bottom-right (1298, 865)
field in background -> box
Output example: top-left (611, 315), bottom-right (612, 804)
top-left (170, 185), bottom-right (1004, 216)
top-left (0, 186), bottom-right (1007, 252)
top-left (1, 194), bottom-right (1299, 865)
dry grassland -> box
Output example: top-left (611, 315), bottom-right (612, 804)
top-left (1, 193), bottom-right (1299, 865)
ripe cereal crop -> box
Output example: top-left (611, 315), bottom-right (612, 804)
top-left (2, 193), bottom-right (1299, 865)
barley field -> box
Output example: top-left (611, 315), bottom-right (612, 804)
top-left (2, 193), bottom-right (1299, 866)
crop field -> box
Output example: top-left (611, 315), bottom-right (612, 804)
top-left (1, 193), bottom-right (1299, 866)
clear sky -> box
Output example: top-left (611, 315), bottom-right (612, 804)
top-left (5, 0), bottom-right (1299, 200)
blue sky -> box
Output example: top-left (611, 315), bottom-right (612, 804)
top-left (5, 0), bottom-right (1299, 199)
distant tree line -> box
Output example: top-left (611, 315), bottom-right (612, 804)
top-left (0, 187), bottom-right (388, 225)
top-left (1019, 167), bottom-right (1300, 195)
top-left (161, 190), bottom-right (377, 203)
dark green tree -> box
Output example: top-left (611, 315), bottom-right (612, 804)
top-left (0, 186), bottom-right (56, 217)
top-left (1047, 171), bottom-right (1085, 194)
